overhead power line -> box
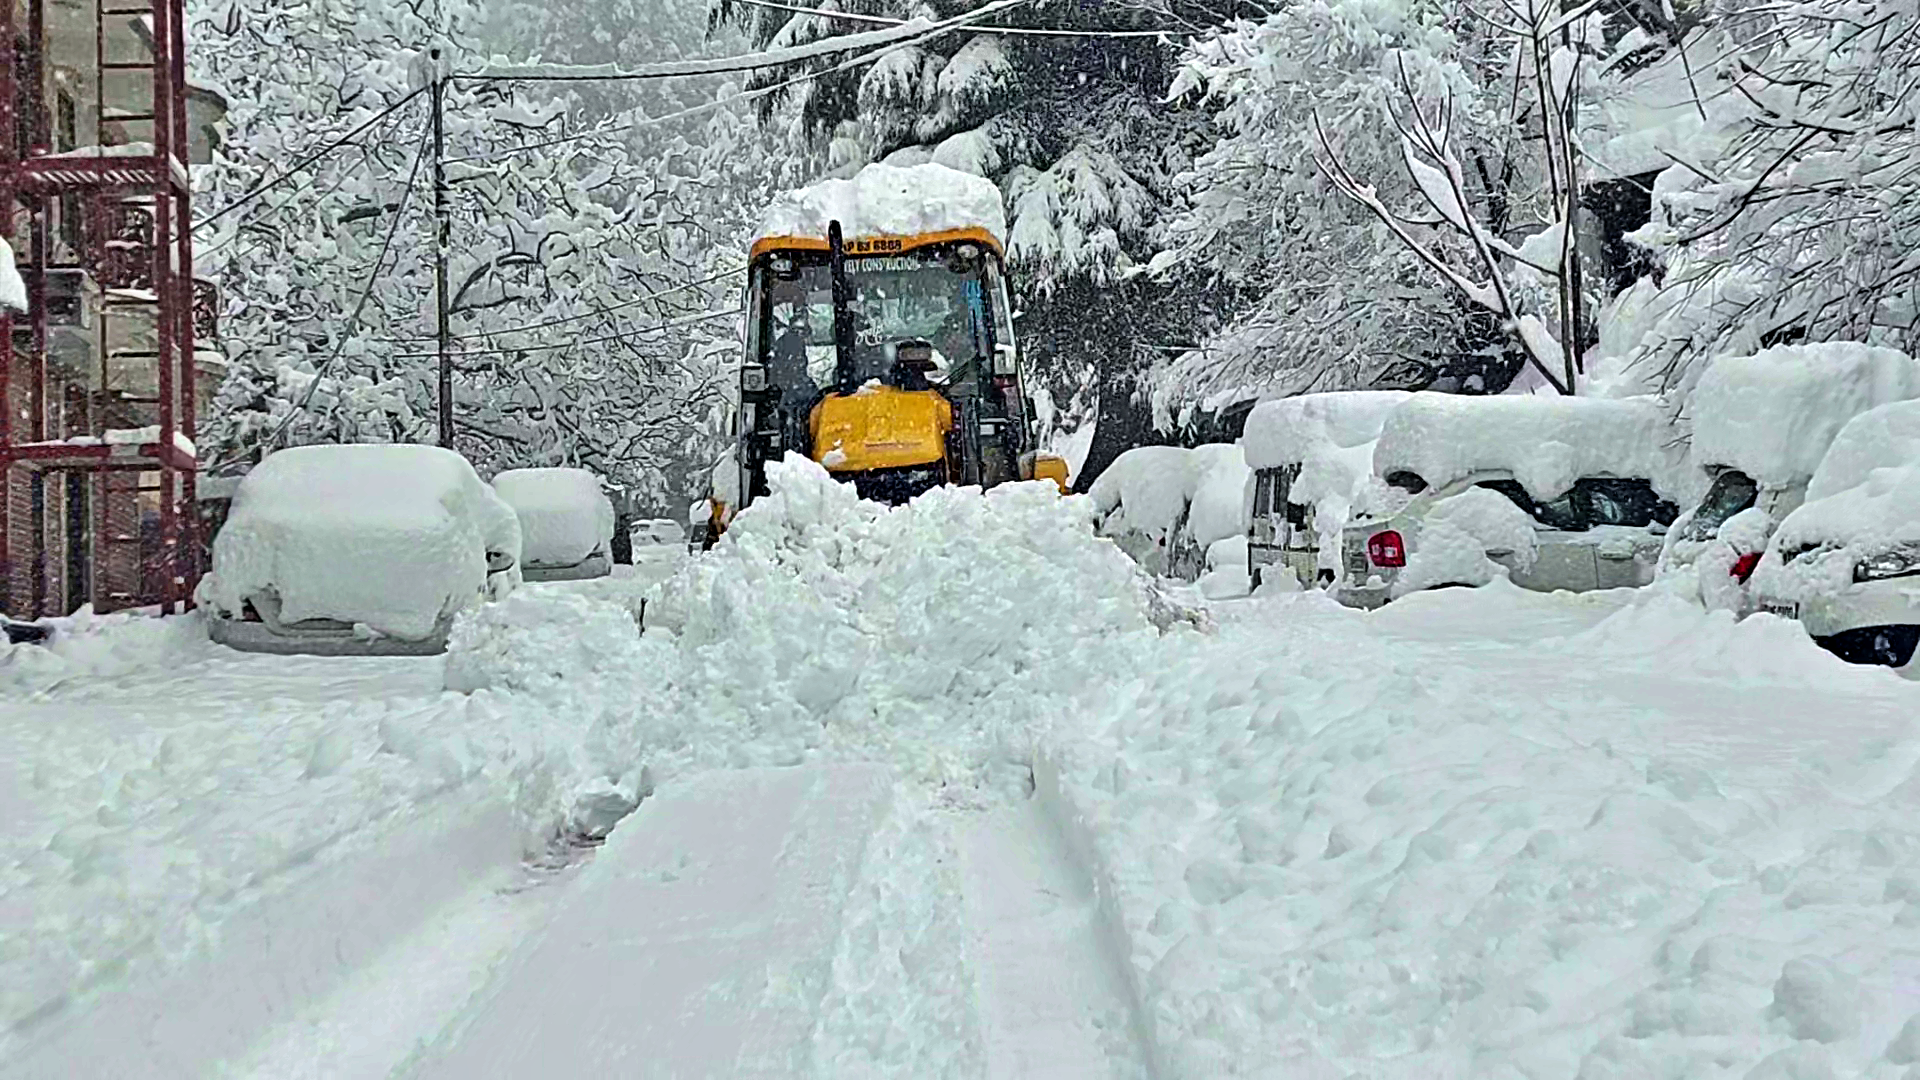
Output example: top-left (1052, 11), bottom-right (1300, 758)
top-left (386, 307), bottom-right (736, 360)
top-left (376, 264), bottom-right (745, 343)
top-left (444, 2), bottom-right (1027, 165)
top-left (193, 85), bottom-right (429, 234)
top-left (457, 0), bottom-right (1032, 82)
top-left (726, 0), bottom-right (1191, 38)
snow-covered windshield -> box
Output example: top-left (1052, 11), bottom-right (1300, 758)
top-left (1680, 470), bottom-right (1760, 541)
top-left (1476, 478), bottom-right (1677, 532)
top-left (758, 247), bottom-right (1004, 397)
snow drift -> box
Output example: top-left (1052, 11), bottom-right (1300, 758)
top-left (198, 445), bottom-right (522, 640)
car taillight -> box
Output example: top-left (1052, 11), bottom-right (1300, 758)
top-left (1731, 551), bottom-right (1761, 583)
top-left (1368, 530), bottom-right (1406, 568)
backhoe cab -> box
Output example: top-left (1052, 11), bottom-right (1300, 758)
top-left (708, 163), bottom-right (1067, 538)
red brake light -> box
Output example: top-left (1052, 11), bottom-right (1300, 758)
top-left (1731, 551), bottom-right (1761, 583)
top-left (1368, 530), bottom-right (1407, 569)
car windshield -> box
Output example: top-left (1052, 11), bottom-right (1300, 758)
top-left (761, 249), bottom-right (995, 395)
top-left (1477, 478), bottom-right (1678, 532)
top-left (1680, 470), bottom-right (1759, 541)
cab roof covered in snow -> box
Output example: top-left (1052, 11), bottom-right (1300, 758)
top-left (1372, 392), bottom-right (1686, 501)
top-left (752, 162), bottom-right (1007, 258)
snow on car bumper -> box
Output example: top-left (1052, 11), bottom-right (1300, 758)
top-left (1335, 582), bottom-right (1392, 610)
top-left (206, 612), bottom-right (453, 656)
top-left (1782, 576), bottom-right (1920, 639)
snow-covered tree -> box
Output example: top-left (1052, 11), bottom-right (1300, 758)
top-left (1618, 0), bottom-right (1920, 397)
top-left (190, 0), bottom-right (753, 510)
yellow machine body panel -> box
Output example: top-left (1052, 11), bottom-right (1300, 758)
top-left (1030, 454), bottom-right (1070, 494)
top-left (809, 386), bottom-right (954, 472)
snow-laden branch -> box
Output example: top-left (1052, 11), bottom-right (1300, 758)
top-left (464, 0), bottom-right (1030, 81)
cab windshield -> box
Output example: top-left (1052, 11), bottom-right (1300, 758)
top-left (757, 246), bottom-right (1002, 401)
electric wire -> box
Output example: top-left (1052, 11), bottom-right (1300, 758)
top-left (725, 0), bottom-right (1192, 37)
top-left (375, 264), bottom-right (744, 343)
top-left (386, 307), bottom-right (736, 360)
top-left (193, 84), bottom-right (429, 234)
top-left (442, 5), bottom-right (1021, 165)
top-left (207, 118), bottom-right (432, 472)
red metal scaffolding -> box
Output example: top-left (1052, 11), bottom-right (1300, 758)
top-left (0, 0), bottom-right (198, 617)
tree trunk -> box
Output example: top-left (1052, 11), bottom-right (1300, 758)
top-left (1072, 364), bottom-right (1150, 494)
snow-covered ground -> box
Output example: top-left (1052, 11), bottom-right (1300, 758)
top-left (4, 469), bottom-right (1918, 1078)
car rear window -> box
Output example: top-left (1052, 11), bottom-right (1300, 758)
top-left (1476, 478), bottom-right (1678, 532)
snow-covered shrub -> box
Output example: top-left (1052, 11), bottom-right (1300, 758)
top-left (198, 445), bottom-right (521, 640)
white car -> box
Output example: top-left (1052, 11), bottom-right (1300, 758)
top-left (1661, 344), bottom-right (1920, 612)
top-left (632, 518), bottom-right (685, 547)
top-left (493, 468), bottom-right (616, 582)
top-left (1335, 393), bottom-right (1685, 608)
top-left (1752, 400), bottom-right (1920, 668)
top-left (1243, 390), bottom-right (1410, 590)
top-left (1340, 471), bottom-right (1678, 607)
top-left (199, 445), bottom-right (521, 655)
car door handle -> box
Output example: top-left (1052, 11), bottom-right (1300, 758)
top-left (1597, 551), bottom-right (1636, 561)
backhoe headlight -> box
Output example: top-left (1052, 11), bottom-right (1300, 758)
top-left (1855, 546), bottom-right (1920, 582)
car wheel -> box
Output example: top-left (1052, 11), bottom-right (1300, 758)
top-left (1250, 568), bottom-right (1263, 591)
top-left (1813, 624), bottom-right (1920, 667)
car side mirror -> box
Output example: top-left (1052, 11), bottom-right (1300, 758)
top-left (486, 551), bottom-right (515, 573)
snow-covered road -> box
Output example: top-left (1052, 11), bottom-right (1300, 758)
top-left (4, 472), bottom-right (1919, 1078)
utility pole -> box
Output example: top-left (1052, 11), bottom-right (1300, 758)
top-left (431, 46), bottom-right (453, 448)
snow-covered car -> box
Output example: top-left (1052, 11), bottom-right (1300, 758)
top-left (1339, 394), bottom-right (1684, 608)
top-left (1088, 444), bottom-right (1249, 581)
top-left (1751, 399), bottom-right (1920, 667)
top-left (199, 445), bottom-right (521, 655)
top-left (1663, 343), bottom-right (1920, 613)
top-left (631, 518), bottom-right (684, 547)
top-left (1242, 390), bottom-right (1410, 590)
top-left (492, 468), bottom-right (616, 582)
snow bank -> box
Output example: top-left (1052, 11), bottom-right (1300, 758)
top-left (1690, 343), bottom-right (1920, 487)
top-left (490, 467), bottom-right (614, 566)
top-left (1044, 587), bottom-right (1920, 1077)
top-left (1088, 444), bottom-right (1251, 577)
top-left (1392, 487), bottom-right (1539, 597)
top-left (755, 162), bottom-right (1007, 248)
top-left (199, 446), bottom-right (521, 640)
top-left (1375, 391), bottom-right (1684, 499)
top-left (0, 236), bottom-right (28, 313)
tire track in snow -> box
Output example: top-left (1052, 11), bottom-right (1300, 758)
top-left (955, 786), bottom-right (1156, 1079)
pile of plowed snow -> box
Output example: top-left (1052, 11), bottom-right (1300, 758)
top-left (447, 455), bottom-right (1175, 837)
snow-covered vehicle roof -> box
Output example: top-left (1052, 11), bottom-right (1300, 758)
top-left (1243, 391), bottom-right (1411, 471)
top-left (491, 468), bottom-right (615, 567)
top-left (752, 162), bottom-right (1008, 254)
top-left (1373, 392), bottom-right (1683, 500)
top-left (1768, 400), bottom-right (1920, 555)
top-left (1689, 343), bottom-right (1920, 489)
top-left (198, 445), bottom-right (521, 640)
top-left (1089, 444), bottom-right (1250, 549)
